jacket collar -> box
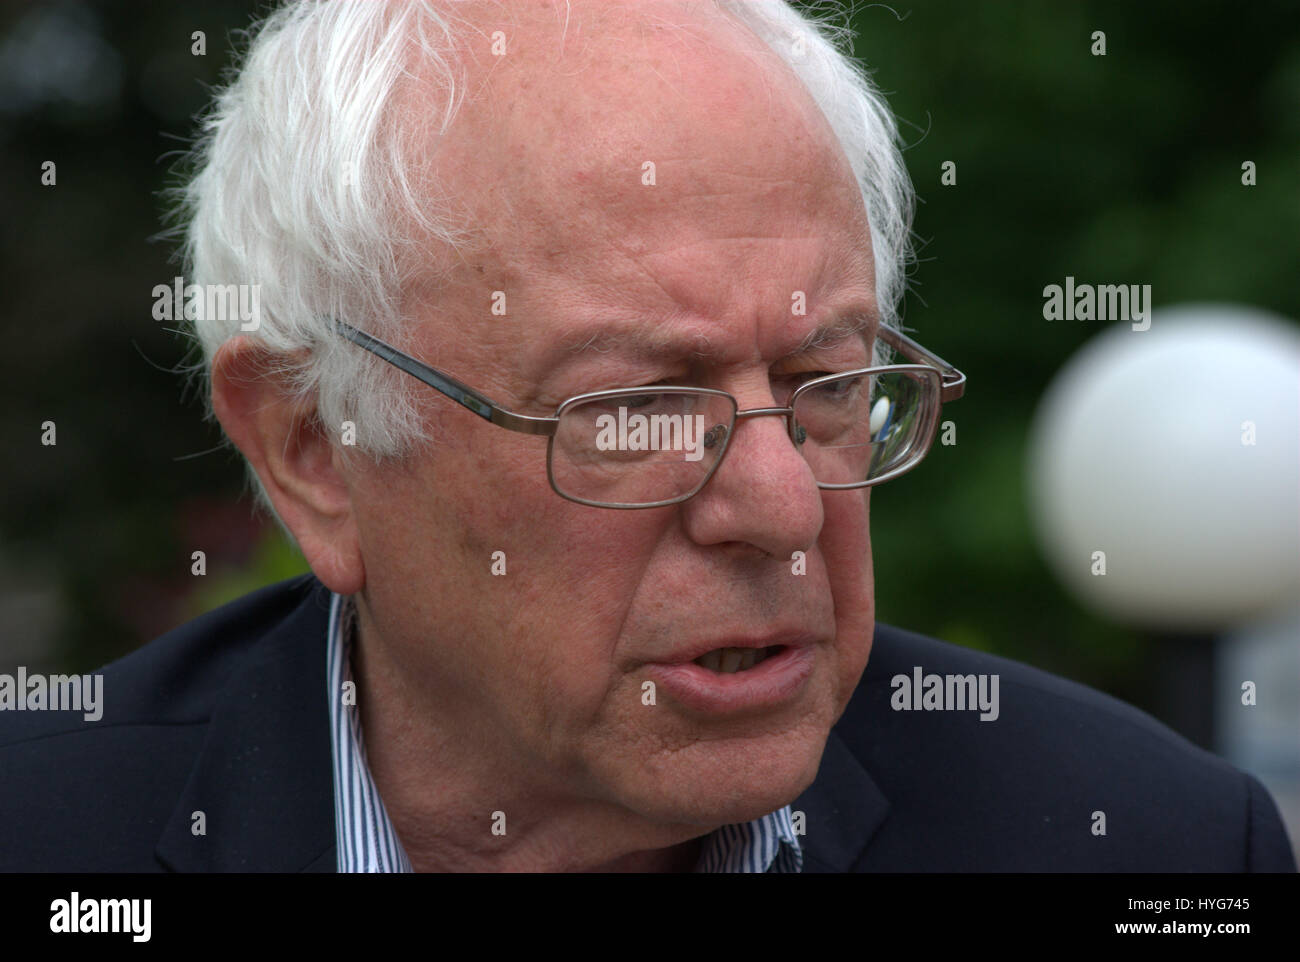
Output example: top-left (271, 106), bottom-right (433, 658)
top-left (793, 727), bottom-right (890, 872)
top-left (156, 577), bottom-right (338, 872)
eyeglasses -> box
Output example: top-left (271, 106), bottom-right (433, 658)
top-left (331, 319), bottom-right (965, 508)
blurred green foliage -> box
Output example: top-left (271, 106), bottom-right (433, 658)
top-left (1, 1), bottom-right (1296, 729)
top-left (187, 528), bottom-right (310, 618)
top-left (847, 0), bottom-right (1300, 710)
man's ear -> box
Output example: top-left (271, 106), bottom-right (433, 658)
top-left (210, 336), bottom-right (364, 595)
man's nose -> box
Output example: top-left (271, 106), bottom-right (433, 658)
top-left (680, 400), bottom-right (825, 558)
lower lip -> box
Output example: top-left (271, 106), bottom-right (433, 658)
top-left (644, 645), bottom-right (816, 715)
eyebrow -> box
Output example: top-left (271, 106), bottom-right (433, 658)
top-left (560, 311), bottom-right (878, 364)
top-left (793, 313), bottom-right (876, 355)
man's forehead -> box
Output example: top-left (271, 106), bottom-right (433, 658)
top-left (427, 0), bottom-right (846, 213)
top-left (411, 0), bottom-right (880, 385)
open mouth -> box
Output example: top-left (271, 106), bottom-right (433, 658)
top-left (692, 645), bottom-right (784, 674)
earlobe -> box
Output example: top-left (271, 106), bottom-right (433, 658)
top-left (210, 336), bottom-right (365, 595)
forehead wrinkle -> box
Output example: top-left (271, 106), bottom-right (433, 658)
top-left (564, 325), bottom-right (716, 362)
top-left (560, 310), bottom-right (876, 366)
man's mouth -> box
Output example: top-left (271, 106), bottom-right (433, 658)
top-left (646, 640), bottom-right (816, 714)
top-left (692, 646), bottom-right (784, 673)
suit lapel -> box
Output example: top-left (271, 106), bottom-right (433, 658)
top-left (793, 728), bottom-right (890, 872)
top-left (155, 577), bottom-right (338, 872)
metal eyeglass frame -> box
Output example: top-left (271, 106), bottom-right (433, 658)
top-left (331, 318), bottom-right (966, 508)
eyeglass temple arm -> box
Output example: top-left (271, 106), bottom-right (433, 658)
top-left (876, 325), bottom-right (966, 403)
top-left (330, 319), bottom-right (558, 436)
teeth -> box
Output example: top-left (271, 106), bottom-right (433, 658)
top-left (695, 646), bottom-right (773, 673)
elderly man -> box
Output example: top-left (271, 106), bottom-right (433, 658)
top-left (0, 0), bottom-right (1293, 873)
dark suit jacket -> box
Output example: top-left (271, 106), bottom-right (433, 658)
top-left (1, 574), bottom-right (1293, 871)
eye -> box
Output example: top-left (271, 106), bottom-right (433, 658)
top-left (623, 392), bottom-right (660, 410)
top-left (587, 381), bottom-right (682, 414)
top-left (774, 370), bottom-right (833, 397)
top-left (622, 376), bottom-right (693, 403)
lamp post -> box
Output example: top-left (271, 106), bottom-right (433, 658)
top-left (1027, 304), bottom-right (1300, 749)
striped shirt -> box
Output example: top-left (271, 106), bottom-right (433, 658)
top-left (326, 592), bottom-right (803, 872)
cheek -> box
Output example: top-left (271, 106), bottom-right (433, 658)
top-left (428, 443), bottom-right (666, 699)
top-left (354, 437), bottom-right (669, 747)
top-left (819, 489), bottom-right (874, 704)
top-left (820, 488), bottom-right (872, 605)
top-left (483, 507), bottom-right (674, 754)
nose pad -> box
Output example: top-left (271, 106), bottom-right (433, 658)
top-left (794, 424), bottom-right (807, 445)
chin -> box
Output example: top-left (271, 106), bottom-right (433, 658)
top-left (619, 717), bottom-right (830, 828)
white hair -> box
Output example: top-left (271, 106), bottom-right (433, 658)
top-left (173, 0), bottom-right (915, 521)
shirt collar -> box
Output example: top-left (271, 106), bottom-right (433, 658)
top-left (326, 592), bottom-right (802, 873)
top-left (326, 592), bottom-right (411, 872)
